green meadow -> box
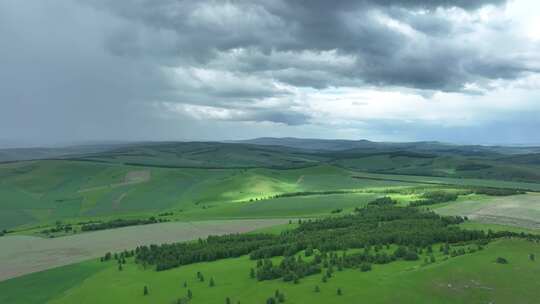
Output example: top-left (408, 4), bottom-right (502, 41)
top-left (1, 239), bottom-right (538, 304)
top-left (1, 141), bottom-right (540, 304)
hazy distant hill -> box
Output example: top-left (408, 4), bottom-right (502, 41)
top-left (234, 137), bottom-right (540, 155)
top-left (0, 144), bottom-right (126, 163)
top-left (65, 141), bottom-right (325, 169)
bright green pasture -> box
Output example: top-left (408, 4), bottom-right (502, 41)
top-left (1, 239), bottom-right (537, 304)
top-left (173, 192), bottom-right (381, 220)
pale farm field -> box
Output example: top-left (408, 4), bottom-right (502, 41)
top-left (0, 218), bottom-right (288, 282)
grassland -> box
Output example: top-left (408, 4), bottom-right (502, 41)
top-left (0, 239), bottom-right (538, 304)
top-left (2, 141), bottom-right (540, 303)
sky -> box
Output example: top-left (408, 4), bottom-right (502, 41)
top-left (1, 0), bottom-right (539, 147)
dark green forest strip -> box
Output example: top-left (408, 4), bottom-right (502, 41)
top-left (129, 206), bottom-right (485, 274)
top-left (351, 174), bottom-right (540, 192)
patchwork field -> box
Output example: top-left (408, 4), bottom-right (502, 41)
top-left (0, 219), bottom-right (288, 281)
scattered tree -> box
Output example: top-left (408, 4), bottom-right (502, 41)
top-left (496, 257), bottom-right (508, 264)
top-left (359, 263), bottom-right (372, 272)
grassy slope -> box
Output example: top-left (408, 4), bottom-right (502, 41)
top-left (175, 193), bottom-right (380, 220)
top-left (1, 239), bottom-right (537, 304)
top-left (3, 158), bottom-right (540, 232)
top-left (0, 161), bottom-right (418, 230)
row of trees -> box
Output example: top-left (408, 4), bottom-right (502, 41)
top-left (82, 217), bottom-right (164, 231)
top-left (409, 191), bottom-right (459, 207)
top-left (470, 188), bottom-right (525, 196)
top-left (41, 222), bottom-right (73, 234)
top-left (135, 234), bottom-right (277, 271)
top-left (408, 186), bottom-right (525, 207)
top-left (134, 205), bottom-right (485, 273)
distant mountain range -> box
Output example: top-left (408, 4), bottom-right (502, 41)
top-left (231, 137), bottom-right (540, 155)
top-left (2, 137), bottom-right (540, 163)
top-left (0, 144), bottom-right (131, 163)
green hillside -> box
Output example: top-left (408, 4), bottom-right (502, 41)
top-left (2, 140), bottom-right (540, 232)
top-left (1, 141), bottom-right (540, 304)
top-left (1, 232), bottom-right (538, 303)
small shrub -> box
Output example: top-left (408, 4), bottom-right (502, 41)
top-left (359, 263), bottom-right (372, 272)
top-left (496, 257), bottom-right (508, 264)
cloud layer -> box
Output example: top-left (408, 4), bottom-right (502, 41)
top-left (1, 0), bottom-right (539, 146)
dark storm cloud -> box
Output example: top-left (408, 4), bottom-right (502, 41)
top-left (1, 0), bottom-right (538, 146)
top-left (79, 0), bottom-right (524, 93)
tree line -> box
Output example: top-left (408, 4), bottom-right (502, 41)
top-left (82, 217), bottom-right (166, 232)
top-left (133, 204), bottom-right (489, 275)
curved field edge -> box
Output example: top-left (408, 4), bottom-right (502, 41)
top-left (0, 219), bottom-right (289, 282)
top-left (0, 239), bottom-right (538, 304)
